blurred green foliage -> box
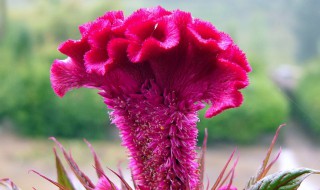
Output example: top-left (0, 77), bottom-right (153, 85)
top-left (2, 0), bottom-right (317, 143)
top-left (295, 58), bottom-right (320, 138)
top-left (0, 0), bottom-right (120, 139)
top-left (294, 0), bottom-right (320, 62)
top-left (198, 59), bottom-right (289, 144)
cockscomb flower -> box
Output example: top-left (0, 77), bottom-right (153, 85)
top-left (51, 6), bottom-right (250, 189)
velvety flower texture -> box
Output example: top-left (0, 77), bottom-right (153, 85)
top-left (95, 177), bottom-right (114, 190)
top-left (51, 6), bottom-right (250, 190)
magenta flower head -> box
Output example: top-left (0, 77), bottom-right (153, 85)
top-left (51, 6), bottom-right (250, 189)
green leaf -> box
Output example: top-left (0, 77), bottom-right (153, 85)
top-left (50, 137), bottom-right (95, 190)
top-left (247, 168), bottom-right (320, 190)
top-left (31, 170), bottom-right (69, 190)
top-left (54, 147), bottom-right (75, 190)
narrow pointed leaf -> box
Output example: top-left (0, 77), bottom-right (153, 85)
top-left (206, 177), bottom-right (210, 190)
top-left (247, 168), bottom-right (320, 190)
top-left (262, 148), bottom-right (282, 178)
top-left (198, 128), bottom-right (208, 190)
top-left (50, 137), bottom-right (94, 190)
top-left (256, 124), bottom-right (285, 182)
top-left (30, 170), bottom-right (68, 190)
top-left (0, 178), bottom-right (20, 190)
top-left (95, 167), bottom-right (118, 190)
top-left (226, 159), bottom-right (237, 190)
top-left (131, 169), bottom-right (138, 190)
top-left (218, 157), bottom-right (239, 189)
top-left (84, 139), bottom-right (105, 178)
top-left (246, 125), bottom-right (285, 189)
top-left (108, 167), bottom-right (133, 190)
top-left (117, 162), bottom-right (126, 190)
top-left (54, 147), bottom-right (76, 190)
top-left (211, 149), bottom-right (236, 190)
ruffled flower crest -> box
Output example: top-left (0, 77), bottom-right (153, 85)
top-left (51, 6), bottom-right (250, 189)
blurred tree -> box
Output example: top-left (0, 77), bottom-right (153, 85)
top-left (294, 0), bottom-right (320, 62)
top-left (0, 0), bottom-right (120, 139)
top-left (0, 0), bottom-right (6, 40)
top-left (295, 58), bottom-right (320, 140)
top-left (14, 25), bottom-right (32, 62)
top-left (198, 58), bottom-right (289, 144)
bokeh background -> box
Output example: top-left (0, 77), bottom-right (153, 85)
top-left (1, 0), bottom-right (320, 189)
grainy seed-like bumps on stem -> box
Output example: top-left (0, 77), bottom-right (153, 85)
top-left (51, 6), bottom-right (251, 190)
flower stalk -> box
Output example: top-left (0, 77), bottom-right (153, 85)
top-left (27, 125), bottom-right (319, 190)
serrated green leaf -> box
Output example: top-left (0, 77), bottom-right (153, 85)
top-left (247, 168), bottom-right (320, 190)
top-left (54, 147), bottom-right (76, 190)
